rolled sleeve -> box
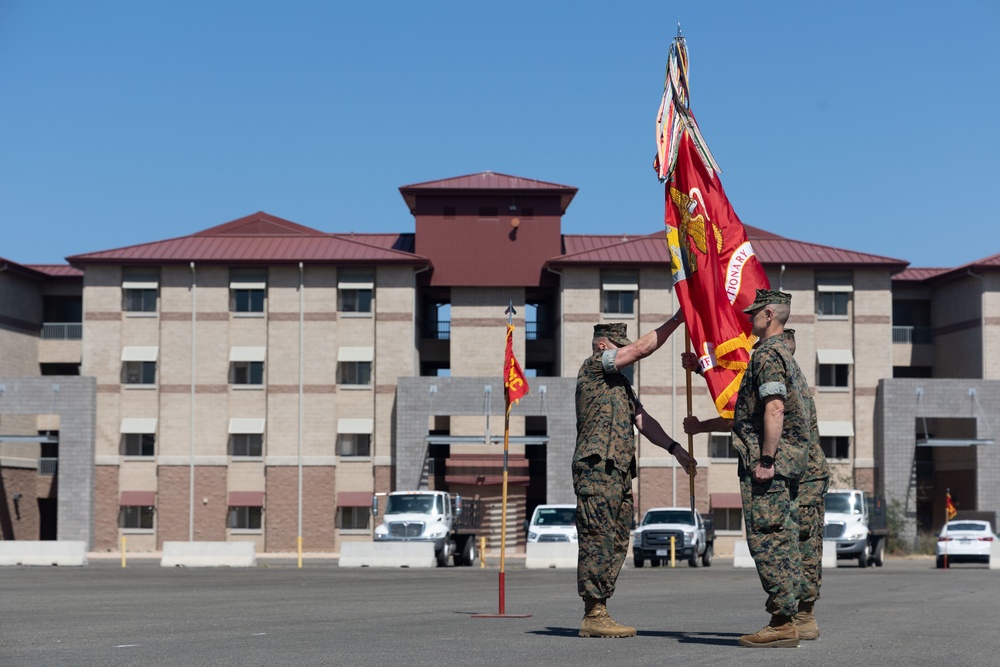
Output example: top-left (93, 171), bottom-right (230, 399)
top-left (759, 381), bottom-right (786, 399)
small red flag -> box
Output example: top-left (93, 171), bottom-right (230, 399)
top-left (665, 132), bottom-right (770, 418)
top-left (946, 491), bottom-right (957, 521)
top-left (504, 323), bottom-right (529, 408)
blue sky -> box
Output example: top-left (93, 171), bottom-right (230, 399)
top-left (2, 1), bottom-right (998, 267)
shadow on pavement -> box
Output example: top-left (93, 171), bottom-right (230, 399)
top-left (528, 628), bottom-right (740, 645)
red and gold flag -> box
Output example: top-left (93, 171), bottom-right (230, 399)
top-left (665, 131), bottom-right (770, 418)
top-left (946, 490), bottom-right (957, 521)
top-left (504, 323), bottom-right (529, 409)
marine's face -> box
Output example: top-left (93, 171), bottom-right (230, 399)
top-left (748, 306), bottom-right (770, 338)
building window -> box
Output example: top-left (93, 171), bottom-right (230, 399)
top-left (713, 508), bottom-right (742, 532)
top-left (337, 507), bottom-right (370, 530)
top-left (230, 433), bottom-right (263, 458)
top-left (119, 506), bottom-right (154, 529)
top-left (709, 433), bottom-right (738, 459)
top-left (123, 361), bottom-right (156, 385)
top-left (817, 292), bottom-right (849, 316)
top-left (121, 433), bottom-right (155, 457)
top-left (230, 270), bottom-right (267, 313)
top-left (338, 433), bottom-right (371, 457)
top-left (338, 274), bottom-right (374, 314)
top-left (602, 273), bottom-right (637, 316)
top-left (231, 361), bottom-right (264, 385)
top-left (123, 288), bottom-right (158, 312)
top-left (338, 361), bottom-right (372, 386)
top-left (818, 364), bottom-right (849, 388)
top-left (816, 274), bottom-right (852, 317)
top-left (821, 436), bottom-right (850, 459)
top-left (228, 506), bottom-right (262, 530)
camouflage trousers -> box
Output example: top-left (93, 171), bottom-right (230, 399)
top-left (798, 477), bottom-right (829, 603)
top-left (574, 456), bottom-right (633, 600)
top-left (739, 467), bottom-right (801, 617)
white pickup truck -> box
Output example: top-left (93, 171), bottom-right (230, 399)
top-left (372, 491), bottom-right (479, 567)
top-left (823, 489), bottom-right (888, 568)
top-left (632, 507), bottom-right (714, 568)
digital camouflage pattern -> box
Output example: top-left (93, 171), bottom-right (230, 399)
top-left (574, 351), bottom-right (637, 599)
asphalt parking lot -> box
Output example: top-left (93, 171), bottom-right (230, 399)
top-left (0, 556), bottom-right (995, 667)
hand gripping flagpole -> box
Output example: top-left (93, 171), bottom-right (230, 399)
top-left (473, 301), bottom-right (531, 619)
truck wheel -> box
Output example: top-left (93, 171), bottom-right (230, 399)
top-left (872, 538), bottom-right (885, 567)
top-left (459, 538), bottom-right (477, 567)
top-left (702, 543), bottom-right (713, 567)
top-left (688, 550), bottom-right (700, 568)
top-left (858, 542), bottom-right (870, 568)
top-left (633, 555), bottom-right (644, 568)
top-left (436, 545), bottom-right (450, 567)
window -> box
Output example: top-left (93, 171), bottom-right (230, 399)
top-left (338, 361), bottom-right (372, 386)
top-left (817, 292), bottom-right (849, 316)
top-left (231, 361), bottom-right (264, 385)
top-left (123, 361), bottom-right (156, 385)
top-left (122, 433), bottom-right (155, 457)
top-left (709, 433), bottom-right (738, 459)
top-left (228, 506), bottom-right (262, 530)
top-left (713, 508), bottom-right (742, 532)
top-left (122, 272), bottom-right (159, 313)
top-left (230, 433), bottom-right (263, 457)
top-left (338, 433), bottom-right (371, 457)
top-left (119, 506), bottom-right (154, 529)
top-left (230, 270), bottom-right (266, 313)
top-left (819, 364), bottom-right (849, 388)
top-left (337, 507), bottom-right (370, 530)
top-left (821, 436), bottom-right (850, 459)
top-left (601, 272), bottom-right (637, 316)
top-left (338, 274), bottom-right (374, 314)
top-left (816, 275), bottom-right (852, 317)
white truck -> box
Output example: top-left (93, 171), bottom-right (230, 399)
top-left (372, 491), bottom-right (479, 567)
top-left (823, 489), bottom-right (888, 568)
top-left (525, 504), bottom-right (577, 544)
top-left (632, 507), bottom-right (714, 568)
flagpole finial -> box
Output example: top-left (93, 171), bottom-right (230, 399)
top-left (505, 300), bottom-right (516, 325)
top-left (677, 21), bottom-right (683, 38)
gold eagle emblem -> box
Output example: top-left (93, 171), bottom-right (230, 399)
top-left (669, 187), bottom-right (723, 273)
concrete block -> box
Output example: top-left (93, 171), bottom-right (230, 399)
top-left (991, 541), bottom-right (1000, 570)
top-left (161, 541), bottom-right (256, 567)
top-left (525, 542), bottom-right (577, 569)
top-left (338, 541), bottom-right (436, 568)
top-left (733, 540), bottom-right (756, 568)
top-left (0, 541), bottom-right (87, 566)
top-left (822, 540), bottom-right (839, 569)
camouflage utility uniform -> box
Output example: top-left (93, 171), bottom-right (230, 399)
top-left (574, 349), bottom-right (637, 600)
top-left (732, 335), bottom-right (811, 617)
top-left (779, 330), bottom-right (830, 604)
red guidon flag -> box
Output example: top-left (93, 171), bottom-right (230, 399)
top-left (504, 323), bottom-right (529, 410)
top-left (946, 491), bottom-right (957, 521)
top-left (665, 132), bottom-right (770, 418)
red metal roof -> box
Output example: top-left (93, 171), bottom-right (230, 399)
top-left (24, 264), bottom-right (83, 278)
top-left (893, 267), bottom-right (950, 282)
top-left (67, 212), bottom-right (428, 266)
top-left (399, 171), bottom-right (578, 214)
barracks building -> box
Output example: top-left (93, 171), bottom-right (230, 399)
top-left (1, 172), bottom-right (998, 555)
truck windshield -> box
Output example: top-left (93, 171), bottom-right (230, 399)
top-left (385, 495), bottom-right (436, 514)
top-left (533, 507), bottom-right (576, 526)
top-left (642, 510), bottom-right (694, 525)
top-left (825, 493), bottom-right (860, 514)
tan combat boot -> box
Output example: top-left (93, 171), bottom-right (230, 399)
top-left (794, 601), bottom-right (819, 640)
top-left (579, 597), bottom-right (636, 638)
top-left (737, 614), bottom-right (800, 648)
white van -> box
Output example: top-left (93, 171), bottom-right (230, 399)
top-left (526, 504), bottom-right (577, 543)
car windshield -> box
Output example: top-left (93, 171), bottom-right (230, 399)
top-left (642, 510), bottom-right (694, 526)
top-left (533, 507), bottom-right (576, 526)
top-left (385, 494), bottom-right (436, 514)
top-left (825, 493), bottom-right (860, 514)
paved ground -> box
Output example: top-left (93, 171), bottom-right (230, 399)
top-left (0, 555), bottom-right (994, 666)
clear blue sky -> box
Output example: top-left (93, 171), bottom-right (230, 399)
top-left (2, 1), bottom-right (998, 267)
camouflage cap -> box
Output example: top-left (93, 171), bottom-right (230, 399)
top-left (594, 322), bottom-right (632, 347)
top-left (742, 288), bottom-right (792, 313)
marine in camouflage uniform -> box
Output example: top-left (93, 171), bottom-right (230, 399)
top-left (731, 290), bottom-right (811, 647)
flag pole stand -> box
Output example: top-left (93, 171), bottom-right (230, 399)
top-left (473, 304), bottom-right (531, 619)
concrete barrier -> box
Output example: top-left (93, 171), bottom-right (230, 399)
top-left (525, 542), bottom-right (577, 569)
top-left (338, 541), bottom-right (436, 568)
top-left (0, 541), bottom-right (87, 566)
top-left (822, 540), bottom-right (838, 568)
top-left (990, 541), bottom-right (1000, 570)
top-left (161, 541), bottom-right (256, 567)
top-left (733, 540), bottom-right (756, 568)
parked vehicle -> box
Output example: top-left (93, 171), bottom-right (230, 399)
top-left (936, 520), bottom-right (996, 568)
top-left (823, 489), bottom-right (889, 567)
top-left (525, 504), bottom-right (577, 543)
top-left (632, 507), bottom-right (714, 568)
top-left (372, 491), bottom-right (480, 566)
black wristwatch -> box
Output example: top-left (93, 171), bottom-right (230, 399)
top-left (759, 455), bottom-right (775, 469)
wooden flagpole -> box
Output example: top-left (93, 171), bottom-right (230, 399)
top-left (685, 329), bottom-right (695, 516)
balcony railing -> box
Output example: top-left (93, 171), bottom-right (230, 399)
top-left (38, 457), bottom-right (58, 476)
top-left (41, 322), bottom-right (83, 340)
top-left (423, 321), bottom-right (451, 340)
top-left (525, 321), bottom-right (551, 341)
top-left (892, 325), bottom-right (933, 344)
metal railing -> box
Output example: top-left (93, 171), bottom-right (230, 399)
top-left (525, 321), bottom-right (551, 340)
top-left (423, 321), bottom-right (450, 340)
top-left (892, 326), bottom-right (933, 344)
top-left (38, 457), bottom-right (58, 476)
top-left (41, 322), bottom-right (83, 340)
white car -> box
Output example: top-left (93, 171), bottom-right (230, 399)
top-left (936, 520), bottom-right (996, 568)
top-left (526, 504), bottom-right (577, 543)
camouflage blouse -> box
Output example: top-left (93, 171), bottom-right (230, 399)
top-left (574, 350), bottom-right (637, 476)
